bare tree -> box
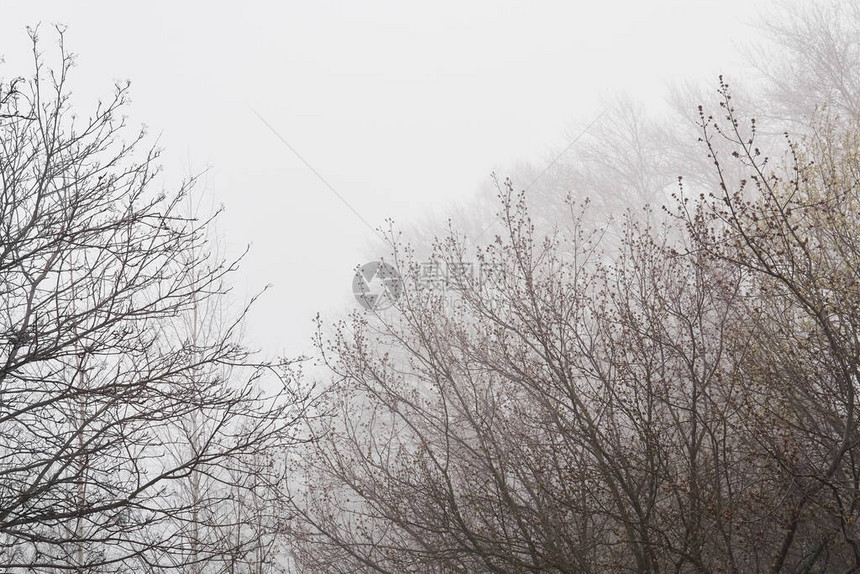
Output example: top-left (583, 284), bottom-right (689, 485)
top-left (288, 78), bottom-right (860, 571)
top-left (0, 28), bottom-right (310, 572)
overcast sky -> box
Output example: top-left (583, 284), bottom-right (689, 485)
top-left (2, 1), bottom-right (770, 358)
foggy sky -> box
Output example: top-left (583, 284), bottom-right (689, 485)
top-left (1, 0), bottom-right (768, 358)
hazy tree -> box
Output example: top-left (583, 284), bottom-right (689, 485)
top-left (747, 0), bottom-right (860, 125)
top-left (410, 0), bottom-right (860, 262)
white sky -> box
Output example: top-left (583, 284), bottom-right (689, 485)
top-left (2, 1), bottom-right (770, 358)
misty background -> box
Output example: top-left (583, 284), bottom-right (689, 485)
top-left (1, 0), bottom-right (769, 358)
